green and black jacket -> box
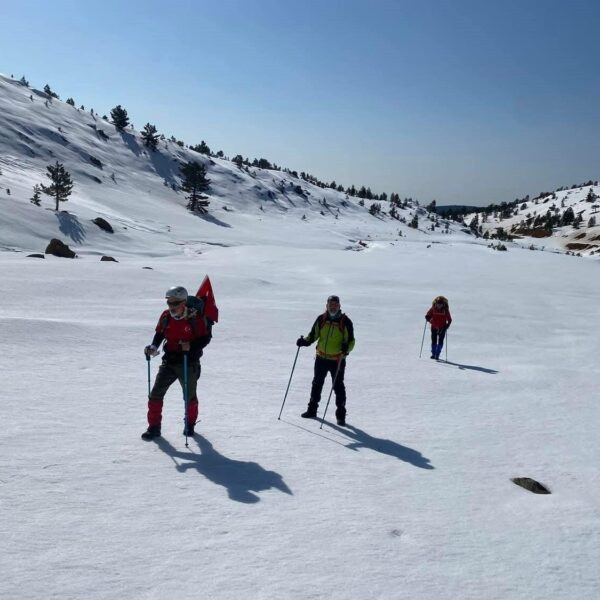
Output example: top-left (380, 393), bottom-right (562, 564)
top-left (304, 312), bottom-right (355, 360)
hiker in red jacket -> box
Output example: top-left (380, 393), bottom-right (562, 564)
top-left (141, 286), bottom-right (212, 440)
top-left (425, 296), bottom-right (452, 360)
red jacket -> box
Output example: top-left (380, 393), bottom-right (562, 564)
top-left (426, 306), bottom-right (452, 329)
top-left (153, 309), bottom-right (211, 362)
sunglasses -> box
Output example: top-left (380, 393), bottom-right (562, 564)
top-left (166, 299), bottom-right (184, 307)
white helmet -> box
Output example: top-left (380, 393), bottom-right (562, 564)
top-left (165, 286), bottom-right (188, 301)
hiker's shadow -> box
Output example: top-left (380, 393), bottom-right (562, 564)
top-left (328, 423), bottom-right (435, 470)
top-left (157, 435), bottom-right (292, 504)
top-left (441, 360), bottom-right (498, 374)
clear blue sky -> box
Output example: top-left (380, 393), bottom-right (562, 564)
top-left (1, 0), bottom-right (599, 205)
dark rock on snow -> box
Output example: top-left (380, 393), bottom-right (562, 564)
top-left (45, 238), bottom-right (76, 258)
top-left (511, 477), bottom-right (551, 494)
top-left (92, 217), bottom-right (114, 233)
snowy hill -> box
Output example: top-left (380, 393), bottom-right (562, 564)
top-left (0, 73), bottom-right (466, 257)
top-left (471, 184), bottom-right (600, 256)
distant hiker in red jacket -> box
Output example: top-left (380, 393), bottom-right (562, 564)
top-left (425, 296), bottom-right (452, 360)
top-left (141, 286), bottom-right (212, 441)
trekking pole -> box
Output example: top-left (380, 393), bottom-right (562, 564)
top-left (320, 356), bottom-right (343, 430)
top-left (419, 320), bottom-right (427, 358)
top-left (278, 346), bottom-right (300, 420)
top-left (183, 352), bottom-right (189, 448)
top-left (445, 330), bottom-right (448, 361)
top-left (146, 355), bottom-right (151, 396)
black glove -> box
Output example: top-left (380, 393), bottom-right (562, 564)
top-left (341, 342), bottom-right (349, 354)
top-left (445, 323), bottom-right (451, 330)
top-left (425, 316), bottom-right (431, 322)
top-left (296, 337), bottom-right (309, 347)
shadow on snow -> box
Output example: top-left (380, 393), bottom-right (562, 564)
top-left (192, 211), bottom-right (232, 228)
top-left (55, 211), bottom-right (86, 244)
top-left (439, 360), bottom-right (498, 374)
top-left (326, 422), bottom-right (435, 470)
top-left (156, 434), bottom-right (292, 504)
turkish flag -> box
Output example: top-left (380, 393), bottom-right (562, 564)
top-left (196, 275), bottom-right (219, 323)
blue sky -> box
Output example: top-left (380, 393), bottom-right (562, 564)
top-left (1, 0), bottom-right (599, 205)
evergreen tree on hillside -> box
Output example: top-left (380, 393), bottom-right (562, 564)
top-left (40, 162), bottom-right (74, 211)
top-left (43, 84), bottom-right (59, 99)
top-left (369, 203), bottom-right (381, 215)
top-left (232, 154), bottom-right (244, 167)
top-left (19, 76), bottom-right (29, 87)
top-left (561, 207), bottom-right (575, 226)
top-left (191, 141), bottom-right (211, 155)
top-left (257, 158), bottom-right (272, 169)
top-left (180, 161), bottom-right (211, 213)
top-left (30, 184), bottom-right (42, 206)
top-left (110, 105), bottom-right (130, 130)
top-left (66, 98), bottom-right (75, 106)
top-left (141, 123), bottom-right (159, 150)
top-left (585, 189), bottom-right (597, 202)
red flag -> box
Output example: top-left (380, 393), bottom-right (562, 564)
top-left (196, 275), bottom-right (218, 323)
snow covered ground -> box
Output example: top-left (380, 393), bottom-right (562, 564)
top-left (1, 239), bottom-right (599, 600)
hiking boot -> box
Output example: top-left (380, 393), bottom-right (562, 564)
top-left (141, 425), bottom-right (161, 441)
top-left (336, 417), bottom-right (346, 426)
top-left (183, 423), bottom-right (195, 436)
top-left (301, 410), bottom-right (317, 418)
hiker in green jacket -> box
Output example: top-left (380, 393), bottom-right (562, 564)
top-left (296, 295), bottom-right (355, 426)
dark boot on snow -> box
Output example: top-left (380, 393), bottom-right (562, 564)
top-left (301, 409), bottom-right (317, 418)
top-left (141, 425), bottom-right (161, 441)
top-left (183, 423), bottom-right (195, 436)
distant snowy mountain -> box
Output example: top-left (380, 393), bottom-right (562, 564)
top-left (0, 73), bottom-right (465, 257)
top-left (470, 184), bottom-right (600, 256)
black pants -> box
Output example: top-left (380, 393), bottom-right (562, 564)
top-left (150, 361), bottom-right (201, 399)
top-left (308, 356), bottom-right (346, 418)
top-left (431, 328), bottom-right (447, 347)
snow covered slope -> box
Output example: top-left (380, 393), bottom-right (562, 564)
top-left (473, 184), bottom-right (600, 256)
top-left (0, 73), bottom-right (465, 256)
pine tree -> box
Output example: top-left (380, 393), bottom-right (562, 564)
top-left (232, 154), bottom-right (244, 167)
top-left (410, 214), bottom-right (419, 229)
top-left (180, 161), bottom-right (211, 213)
top-left (141, 123), bottom-right (159, 150)
top-left (30, 184), bottom-right (42, 206)
top-left (191, 141), bottom-right (211, 155)
top-left (19, 76), bottom-right (29, 87)
top-left (110, 105), bottom-right (130, 130)
top-left (561, 207), bottom-right (575, 226)
top-left (66, 98), bottom-right (75, 106)
top-left (585, 189), bottom-right (597, 203)
top-left (43, 84), bottom-right (59, 99)
top-left (40, 162), bottom-right (74, 211)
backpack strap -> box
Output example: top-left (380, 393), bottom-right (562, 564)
top-left (160, 312), bottom-right (170, 333)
